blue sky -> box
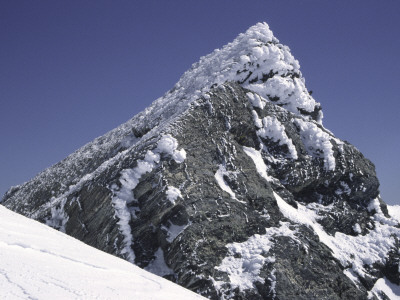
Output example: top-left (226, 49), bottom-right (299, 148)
top-left (1, 1), bottom-right (399, 204)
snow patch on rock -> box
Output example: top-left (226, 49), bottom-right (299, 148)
top-left (353, 223), bottom-right (362, 234)
top-left (157, 134), bottom-right (187, 163)
top-left (387, 205), bottom-right (400, 223)
top-left (370, 277), bottom-right (400, 299)
top-left (162, 221), bottom-right (191, 243)
top-left (257, 115), bottom-right (298, 159)
top-left (111, 150), bottom-right (160, 263)
top-left (294, 118), bottom-right (336, 170)
top-left (166, 186), bottom-right (182, 205)
top-left (215, 165), bottom-right (238, 200)
top-left (243, 146), bottom-right (275, 182)
top-left (251, 110), bottom-right (263, 128)
top-left (46, 196), bottom-right (69, 232)
top-left (247, 92), bottom-right (266, 109)
top-left (214, 222), bottom-right (298, 293)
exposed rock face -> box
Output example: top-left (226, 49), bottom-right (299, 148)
top-left (2, 23), bottom-right (399, 299)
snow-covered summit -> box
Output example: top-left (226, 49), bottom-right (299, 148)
top-left (139, 22), bottom-right (321, 132)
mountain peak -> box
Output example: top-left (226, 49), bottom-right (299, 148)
top-left (238, 22), bottom-right (275, 41)
top-left (144, 22), bottom-right (321, 131)
top-left (3, 22), bottom-right (398, 300)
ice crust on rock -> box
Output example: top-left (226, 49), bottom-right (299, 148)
top-left (111, 134), bottom-right (186, 263)
top-left (256, 115), bottom-right (298, 159)
top-left (294, 118), bottom-right (337, 170)
top-left (166, 186), bottom-right (182, 204)
top-left (137, 21), bottom-right (321, 137)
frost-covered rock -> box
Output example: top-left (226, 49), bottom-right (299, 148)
top-left (2, 23), bottom-right (399, 300)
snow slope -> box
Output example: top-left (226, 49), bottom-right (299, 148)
top-left (0, 205), bottom-right (205, 300)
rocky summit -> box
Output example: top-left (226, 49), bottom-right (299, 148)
top-left (2, 23), bottom-right (399, 299)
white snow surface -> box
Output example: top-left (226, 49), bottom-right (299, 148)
top-left (0, 206), bottom-right (205, 300)
top-left (371, 277), bottom-right (400, 300)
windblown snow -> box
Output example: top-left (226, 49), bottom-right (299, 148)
top-left (0, 206), bottom-right (205, 300)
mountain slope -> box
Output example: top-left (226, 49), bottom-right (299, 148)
top-left (0, 205), bottom-right (206, 300)
top-left (1, 22), bottom-right (320, 219)
top-left (2, 22), bottom-right (400, 299)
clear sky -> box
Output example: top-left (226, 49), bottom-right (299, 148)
top-left (1, 1), bottom-right (399, 205)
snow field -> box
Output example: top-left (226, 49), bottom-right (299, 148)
top-left (0, 206), bottom-right (205, 300)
